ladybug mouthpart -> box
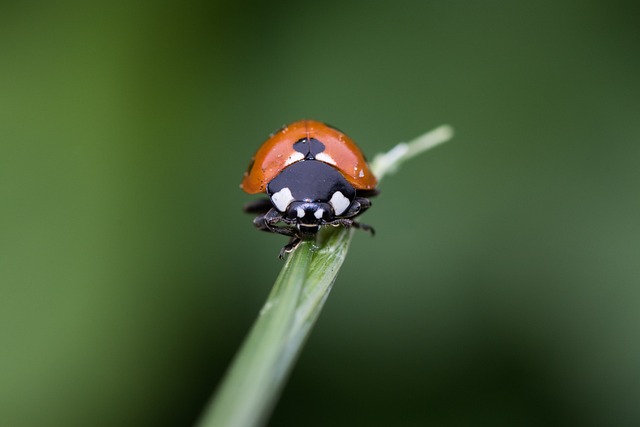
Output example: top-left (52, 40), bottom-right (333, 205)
top-left (286, 201), bottom-right (331, 225)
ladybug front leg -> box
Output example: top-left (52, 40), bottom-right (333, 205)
top-left (326, 217), bottom-right (375, 235)
top-left (279, 237), bottom-right (302, 259)
top-left (252, 208), bottom-right (304, 259)
top-left (253, 208), bottom-right (297, 237)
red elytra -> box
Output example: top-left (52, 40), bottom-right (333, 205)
top-left (241, 120), bottom-right (377, 194)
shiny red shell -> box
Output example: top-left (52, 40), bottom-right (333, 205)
top-left (241, 120), bottom-right (377, 194)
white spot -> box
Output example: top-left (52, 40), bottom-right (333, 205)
top-left (296, 207), bottom-right (305, 218)
top-left (284, 152), bottom-right (304, 166)
top-left (271, 187), bottom-right (294, 212)
top-left (315, 152), bottom-right (336, 165)
top-left (359, 169), bottom-right (365, 178)
top-left (329, 191), bottom-right (350, 215)
top-left (314, 208), bottom-right (324, 219)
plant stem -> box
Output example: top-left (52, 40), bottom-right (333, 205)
top-left (196, 124), bottom-right (453, 427)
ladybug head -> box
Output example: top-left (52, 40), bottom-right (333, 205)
top-left (284, 201), bottom-right (333, 235)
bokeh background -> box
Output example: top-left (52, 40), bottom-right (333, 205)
top-left (2, 1), bottom-right (639, 426)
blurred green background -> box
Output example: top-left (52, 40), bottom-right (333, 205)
top-left (1, 1), bottom-right (639, 426)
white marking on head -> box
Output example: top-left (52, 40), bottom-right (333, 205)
top-left (315, 152), bottom-right (336, 165)
top-left (271, 187), bottom-right (294, 212)
top-left (358, 169), bottom-right (365, 178)
top-left (329, 191), bottom-right (350, 216)
top-left (284, 152), bottom-right (304, 166)
top-left (314, 208), bottom-right (324, 219)
top-left (296, 207), bottom-right (305, 218)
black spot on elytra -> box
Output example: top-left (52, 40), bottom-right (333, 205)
top-left (293, 138), bottom-right (326, 160)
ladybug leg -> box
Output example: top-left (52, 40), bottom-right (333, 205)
top-left (352, 220), bottom-right (375, 235)
top-left (260, 209), bottom-right (303, 259)
top-left (326, 216), bottom-right (375, 236)
top-left (279, 237), bottom-right (302, 259)
top-left (253, 208), bottom-right (297, 237)
top-left (251, 209), bottom-right (303, 259)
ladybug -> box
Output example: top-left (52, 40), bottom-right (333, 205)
top-left (241, 120), bottom-right (379, 258)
